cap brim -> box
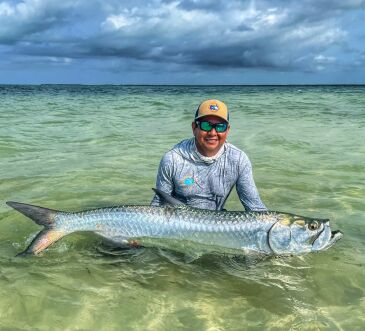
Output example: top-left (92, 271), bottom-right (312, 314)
top-left (195, 114), bottom-right (229, 123)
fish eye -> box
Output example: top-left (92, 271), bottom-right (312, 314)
top-left (308, 221), bottom-right (319, 231)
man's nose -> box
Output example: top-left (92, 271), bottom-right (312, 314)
top-left (208, 127), bottom-right (218, 135)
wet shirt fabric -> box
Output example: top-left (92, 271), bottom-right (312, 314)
top-left (151, 138), bottom-right (267, 211)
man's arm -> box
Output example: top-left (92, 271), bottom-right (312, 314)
top-left (150, 152), bottom-right (175, 206)
top-left (236, 153), bottom-right (267, 211)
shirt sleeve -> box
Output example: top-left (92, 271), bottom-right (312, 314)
top-left (150, 151), bottom-right (175, 206)
top-left (236, 153), bottom-right (267, 211)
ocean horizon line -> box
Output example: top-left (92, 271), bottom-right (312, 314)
top-left (1, 83), bottom-right (365, 87)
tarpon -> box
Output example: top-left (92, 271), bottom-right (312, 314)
top-left (6, 189), bottom-right (343, 257)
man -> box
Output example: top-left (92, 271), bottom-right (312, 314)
top-left (151, 99), bottom-right (267, 211)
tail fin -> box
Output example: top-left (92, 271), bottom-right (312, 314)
top-left (6, 201), bottom-right (58, 227)
top-left (6, 201), bottom-right (67, 256)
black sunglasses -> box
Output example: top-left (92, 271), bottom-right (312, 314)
top-left (195, 121), bottom-right (228, 133)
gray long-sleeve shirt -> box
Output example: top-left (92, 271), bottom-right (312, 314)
top-left (151, 138), bottom-right (267, 211)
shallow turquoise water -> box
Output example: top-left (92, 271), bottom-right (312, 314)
top-left (0, 85), bottom-right (364, 330)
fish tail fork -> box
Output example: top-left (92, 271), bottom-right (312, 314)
top-left (6, 201), bottom-right (65, 255)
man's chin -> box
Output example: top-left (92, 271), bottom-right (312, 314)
top-left (202, 144), bottom-right (220, 155)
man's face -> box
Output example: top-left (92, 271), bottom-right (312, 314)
top-left (192, 115), bottom-right (230, 157)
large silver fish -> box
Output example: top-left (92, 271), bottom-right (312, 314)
top-left (6, 189), bottom-right (342, 257)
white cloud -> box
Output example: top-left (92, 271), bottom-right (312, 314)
top-left (48, 56), bottom-right (72, 64)
top-left (102, 14), bottom-right (138, 30)
top-left (283, 24), bottom-right (346, 51)
top-left (314, 54), bottom-right (336, 64)
top-left (0, 2), bottom-right (14, 16)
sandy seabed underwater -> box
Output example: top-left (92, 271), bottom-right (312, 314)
top-left (0, 85), bottom-right (364, 330)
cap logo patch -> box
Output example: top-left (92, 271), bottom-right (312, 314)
top-left (209, 104), bottom-right (219, 111)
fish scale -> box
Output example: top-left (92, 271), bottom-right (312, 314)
top-left (6, 190), bottom-right (343, 257)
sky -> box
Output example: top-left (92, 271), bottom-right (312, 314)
top-left (0, 0), bottom-right (364, 84)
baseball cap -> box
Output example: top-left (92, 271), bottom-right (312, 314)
top-left (194, 99), bottom-right (229, 122)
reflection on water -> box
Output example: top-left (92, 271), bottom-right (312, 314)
top-left (0, 85), bottom-right (364, 330)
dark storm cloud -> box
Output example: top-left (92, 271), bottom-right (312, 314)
top-left (0, 0), bottom-right (364, 78)
top-left (0, 0), bottom-right (79, 44)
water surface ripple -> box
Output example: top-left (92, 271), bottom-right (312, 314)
top-left (0, 85), bottom-right (364, 330)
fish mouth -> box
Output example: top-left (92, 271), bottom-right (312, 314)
top-left (330, 230), bottom-right (343, 242)
top-left (312, 225), bottom-right (343, 251)
top-left (325, 230), bottom-right (343, 250)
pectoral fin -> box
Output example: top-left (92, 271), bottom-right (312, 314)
top-left (152, 188), bottom-right (184, 206)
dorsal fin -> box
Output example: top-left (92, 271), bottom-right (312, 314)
top-left (152, 188), bottom-right (184, 206)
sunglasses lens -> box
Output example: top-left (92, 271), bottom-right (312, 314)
top-left (197, 121), bottom-right (228, 132)
top-left (215, 123), bottom-right (227, 132)
top-left (199, 121), bottom-right (213, 131)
